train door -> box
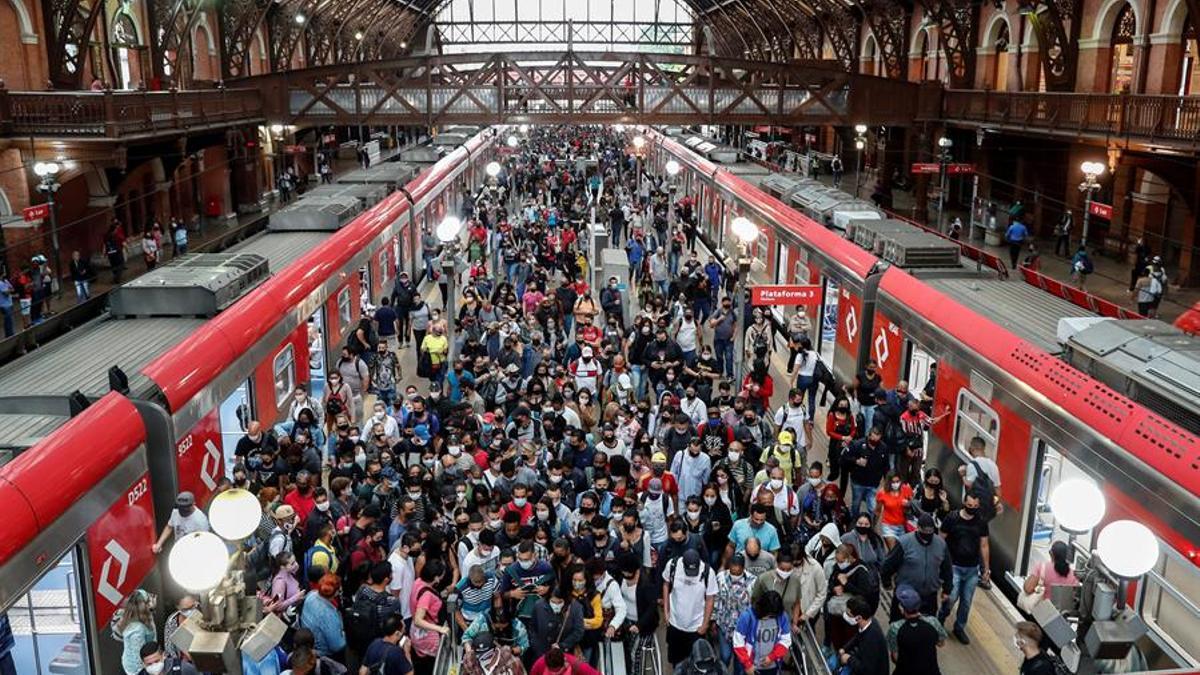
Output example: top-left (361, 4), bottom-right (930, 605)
top-left (308, 307), bottom-right (327, 399)
top-left (774, 243), bottom-right (789, 284)
top-left (218, 379), bottom-right (253, 476)
top-left (1017, 439), bottom-right (1096, 577)
top-left (7, 549), bottom-right (86, 675)
top-left (818, 277), bottom-right (839, 363)
top-left (903, 340), bottom-right (937, 454)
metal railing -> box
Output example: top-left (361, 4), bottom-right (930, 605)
top-left (941, 90), bottom-right (1200, 147)
top-left (791, 619), bottom-right (834, 675)
top-left (0, 85), bottom-right (264, 137)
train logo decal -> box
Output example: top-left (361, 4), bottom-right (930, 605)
top-left (200, 439), bottom-right (222, 491)
top-left (845, 306), bottom-right (859, 343)
top-left (874, 329), bottom-right (890, 366)
top-left (95, 540), bottom-right (130, 605)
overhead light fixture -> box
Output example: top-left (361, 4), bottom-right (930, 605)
top-left (854, 123), bottom-right (868, 134)
top-left (731, 216), bottom-right (760, 244)
top-left (294, 12), bottom-right (306, 24)
top-left (486, 161), bottom-right (501, 177)
top-left (354, 31), bottom-right (364, 41)
top-left (436, 216), bottom-right (463, 244)
top-left (506, 135), bottom-right (518, 147)
top-left (665, 159), bottom-right (681, 176)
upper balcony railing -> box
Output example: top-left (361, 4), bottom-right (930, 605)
top-left (0, 84), bottom-right (264, 138)
top-left (940, 89), bottom-right (1200, 148)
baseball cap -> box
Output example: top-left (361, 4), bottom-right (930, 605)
top-left (274, 504), bottom-right (296, 520)
top-left (582, 346), bottom-right (594, 358)
top-left (896, 584), bottom-right (922, 612)
top-left (175, 492), bottom-right (195, 508)
top-left (618, 373), bottom-right (632, 388)
top-left (651, 452), bottom-right (668, 464)
top-left (470, 632), bottom-right (495, 653)
top-left (647, 478), bottom-right (663, 495)
top-left (777, 430), bottom-right (794, 446)
top-left (682, 549), bottom-right (702, 575)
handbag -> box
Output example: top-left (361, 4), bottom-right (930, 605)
top-left (1017, 586), bottom-right (1043, 613)
top-left (416, 349), bottom-right (434, 378)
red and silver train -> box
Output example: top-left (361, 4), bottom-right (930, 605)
top-left (645, 130), bottom-right (1200, 670)
top-left (0, 130), bottom-right (495, 673)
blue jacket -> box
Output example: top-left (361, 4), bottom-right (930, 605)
top-left (299, 594), bottom-right (346, 655)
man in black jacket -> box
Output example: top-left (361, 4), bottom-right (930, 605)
top-left (841, 427), bottom-right (889, 516)
top-left (839, 595), bottom-right (889, 675)
top-left (390, 272), bottom-right (417, 348)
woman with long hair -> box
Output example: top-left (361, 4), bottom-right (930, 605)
top-left (915, 468), bottom-right (950, 526)
top-left (1024, 540), bottom-right (1080, 600)
top-left (260, 551), bottom-right (306, 621)
top-left (875, 471), bottom-right (915, 549)
top-left (569, 564), bottom-right (604, 665)
top-left (117, 589), bottom-right (156, 675)
top-left (824, 395), bottom-right (856, 498)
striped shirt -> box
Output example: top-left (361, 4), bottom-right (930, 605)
top-left (455, 574), bottom-right (501, 621)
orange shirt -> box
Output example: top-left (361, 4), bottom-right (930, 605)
top-left (877, 484), bottom-right (913, 526)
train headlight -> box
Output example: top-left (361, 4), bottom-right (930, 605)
top-left (168, 531), bottom-right (230, 592)
top-left (1097, 520), bottom-right (1159, 579)
top-left (208, 488), bottom-right (262, 541)
top-left (1048, 478), bottom-right (1105, 534)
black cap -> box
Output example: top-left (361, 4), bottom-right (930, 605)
top-left (917, 513), bottom-right (936, 532)
top-left (682, 549), bottom-right (701, 575)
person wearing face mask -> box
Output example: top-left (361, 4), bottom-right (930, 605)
top-left (732, 589), bottom-right (792, 675)
top-left (824, 544), bottom-right (879, 652)
top-left (463, 528), bottom-right (501, 576)
top-left (1014, 622), bottom-right (1060, 675)
top-left (874, 471), bottom-right (914, 549)
top-left (841, 513), bottom-right (887, 570)
top-left (282, 470), bottom-right (317, 529)
top-left (600, 276), bottom-right (625, 328)
top-left (501, 540), bottom-right (556, 629)
top-left (151, 491), bottom-right (210, 554)
top-left (288, 384), bottom-right (325, 426)
top-left (836, 595), bottom-right (889, 675)
top-left (752, 547), bottom-right (827, 632)
top-left (670, 438), bottom-right (712, 503)
top-left (135, 641), bottom-right (199, 675)
top-left (529, 588), bottom-right (585, 659)
top-left (387, 533), bottom-right (421, 624)
top-left (884, 584), bottom-right (947, 675)
top-left (935, 492), bottom-right (990, 644)
top-left (881, 513), bottom-right (951, 621)
top-left (707, 296), bottom-right (737, 379)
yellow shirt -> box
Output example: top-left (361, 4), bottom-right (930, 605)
top-left (421, 334), bottom-right (449, 365)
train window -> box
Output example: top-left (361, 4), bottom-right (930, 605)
top-left (1141, 543), bottom-right (1200, 665)
top-left (953, 389), bottom-right (999, 459)
top-left (273, 345), bottom-right (295, 406)
top-left (8, 549), bottom-right (86, 674)
top-left (1025, 443), bottom-right (1094, 576)
top-left (337, 286), bottom-right (352, 328)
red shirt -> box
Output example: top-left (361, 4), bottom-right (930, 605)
top-left (531, 653), bottom-right (600, 675)
top-left (282, 489), bottom-right (316, 527)
top-left (499, 500), bottom-right (533, 526)
top-left (577, 324), bottom-right (602, 347)
top-left (637, 472), bottom-right (679, 498)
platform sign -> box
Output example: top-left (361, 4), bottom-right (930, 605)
top-left (1088, 201), bottom-right (1113, 220)
top-left (946, 163), bottom-right (976, 175)
top-left (87, 472), bottom-right (156, 625)
top-left (175, 408), bottom-right (223, 507)
top-left (750, 284), bottom-right (821, 306)
top-left (911, 163), bottom-right (975, 175)
top-left (910, 163), bottom-right (941, 174)
top-left (22, 204), bottom-right (50, 222)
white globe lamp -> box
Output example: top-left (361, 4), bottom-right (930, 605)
top-left (731, 216), bottom-right (760, 244)
top-left (665, 160), bottom-right (681, 177)
top-left (632, 135), bottom-right (646, 150)
top-left (207, 489), bottom-right (262, 541)
top-left (1096, 520), bottom-right (1159, 579)
top-left (436, 216), bottom-right (463, 244)
top-left (506, 135), bottom-right (518, 148)
top-left (1048, 478), bottom-right (1105, 535)
top-left (168, 531), bottom-right (230, 592)
top-left (486, 161), bottom-right (501, 178)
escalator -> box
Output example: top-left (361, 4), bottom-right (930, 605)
top-left (790, 620), bottom-right (835, 675)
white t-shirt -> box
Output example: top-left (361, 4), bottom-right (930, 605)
top-left (388, 551), bottom-right (416, 619)
top-left (662, 558), bottom-right (718, 632)
top-left (462, 547), bottom-right (500, 576)
top-left (168, 508), bottom-right (210, 539)
top-left (677, 321), bottom-right (698, 352)
top-left (621, 579), bottom-right (640, 623)
top-left (680, 396), bottom-right (708, 426)
top-left (795, 350), bottom-right (819, 378)
top-left (965, 456), bottom-right (1002, 489)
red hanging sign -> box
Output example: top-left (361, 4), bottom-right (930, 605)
top-left (1088, 201), bottom-right (1113, 220)
top-left (750, 285), bottom-right (821, 306)
top-left (947, 163), bottom-right (976, 175)
top-left (910, 163), bottom-right (941, 174)
top-left (22, 204), bottom-right (50, 222)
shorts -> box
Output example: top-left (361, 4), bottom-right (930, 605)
top-left (881, 523), bottom-right (906, 540)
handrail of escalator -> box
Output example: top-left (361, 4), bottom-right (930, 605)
top-left (790, 620), bottom-right (834, 675)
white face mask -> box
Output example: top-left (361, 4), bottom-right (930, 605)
top-left (890, 481), bottom-right (902, 491)
top-left (145, 664), bottom-right (165, 675)
top-left (686, 510), bottom-right (701, 521)
top-left (449, 445), bottom-right (463, 456)
top-left (703, 496), bottom-right (717, 506)
top-left (842, 611), bottom-right (858, 626)
top-left (315, 501), bottom-right (331, 512)
top-left (769, 479), bottom-right (784, 491)
top-left (808, 477), bottom-right (822, 486)
top-left (728, 451), bottom-right (741, 462)
top-left (513, 497), bottom-right (527, 507)
top-left (776, 569), bottom-right (793, 579)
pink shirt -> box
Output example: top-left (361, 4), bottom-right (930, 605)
top-left (1034, 560), bottom-right (1079, 598)
top-left (409, 579), bottom-right (445, 657)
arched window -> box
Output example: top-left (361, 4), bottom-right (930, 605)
top-left (112, 13), bottom-right (139, 89)
top-left (1179, 17), bottom-right (1198, 94)
top-left (993, 20), bottom-right (1011, 90)
top-left (1109, 3), bottom-right (1136, 92)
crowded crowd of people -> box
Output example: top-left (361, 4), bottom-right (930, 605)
top-left (126, 126), bottom-right (1061, 675)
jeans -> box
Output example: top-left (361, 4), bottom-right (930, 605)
top-left (631, 364), bottom-right (648, 401)
top-left (796, 374), bottom-right (817, 412)
top-left (694, 297), bottom-right (712, 323)
top-left (939, 564), bottom-right (981, 632)
top-left (372, 386), bottom-right (396, 408)
top-left (850, 483), bottom-right (878, 516)
top-left (668, 251), bottom-right (680, 276)
top-left (717, 631), bottom-right (746, 675)
top-left (861, 404), bottom-right (877, 434)
top-left (714, 338), bottom-right (734, 378)
top-left (0, 306), bottom-right (13, 337)
top-left (682, 349), bottom-right (696, 367)
top-left (656, 279), bottom-right (669, 298)
top-left (423, 254), bottom-right (436, 283)
top-left (74, 280), bottom-right (89, 303)
top-left (562, 315), bottom-right (575, 344)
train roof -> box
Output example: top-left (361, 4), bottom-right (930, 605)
top-left (0, 412), bottom-right (69, 457)
top-left (228, 231), bottom-right (335, 270)
top-left (923, 277), bottom-right (1095, 355)
top-left (0, 316), bottom-right (205, 399)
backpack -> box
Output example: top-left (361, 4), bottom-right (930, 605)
top-left (346, 589), bottom-right (385, 651)
top-left (968, 460), bottom-right (998, 522)
top-left (1080, 257), bottom-right (1094, 274)
top-left (325, 386), bottom-right (347, 418)
top-left (248, 529), bottom-right (289, 578)
top-left (666, 556), bottom-right (711, 594)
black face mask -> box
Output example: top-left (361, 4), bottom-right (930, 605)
top-left (964, 506), bottom-right (979, 516)
top-left (855, 525), bottom-right (872, 535)
top-left (622, 523), bottom-right (637, 534)
top-left (916, 532), bottom-right (934, 545)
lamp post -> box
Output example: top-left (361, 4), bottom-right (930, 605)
top-left (1048, 477), bottom-right (1106, 549)
top-left (730, 216), bottom-right (760, 383)
top-left (166, 488), bottom-right (275, 669)
top-left (1096, 519), bottom-right (1159, 609)
top-left (1079, 161), bottom-right (1105, 248)
top-left (437, 216), bottom-right (464, 361)
top-left (853, 124), bottom-right (868, 199)
top-left (936, 136), bottom-right (954, 232)
top-left (665, 159), bottom-right (680, 230)
top-left (33, 161), bottom-right (62, 297)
